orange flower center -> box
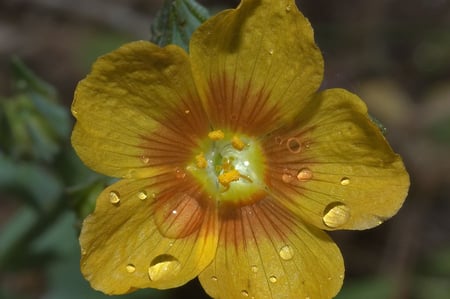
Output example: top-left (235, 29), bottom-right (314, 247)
top-left (187, 130), bottom-right (266, 206)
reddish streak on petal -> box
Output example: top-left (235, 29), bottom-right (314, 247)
top-left (137, 92), bottom-right (209, 168)
top-left (218, 196), bottom-right (291, 252)
top-left (206, 73), bottom-right (281, 134)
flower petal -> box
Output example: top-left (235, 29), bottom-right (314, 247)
top-left (199, 197), bottom-right (344, 299)
top-left (263, 88), bottom-right (410, 230)
top-left (190, 0), bottom-right (323, 134)
top-left (72, 41), bottom-right (208, 178)
top-left (80, 176), bottom-right (218, 294)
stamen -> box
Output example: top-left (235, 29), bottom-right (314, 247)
top-left (231, 135), bottom-right (245, 150)
top-left (208, 130), bottom-right (225, 140)
top-left (195, 152), bottom-right (207, 169)
top-left (218, 169), bottom-right (241, 187)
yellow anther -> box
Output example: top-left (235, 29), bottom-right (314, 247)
top-left (195, 152), bottom-right (207, 169)
top-left (218, 169), bottom-right (241, 187)
top-left (208, 130), bottom-right (225, 140)
top-left (231, 135), bottom-right (245, 151)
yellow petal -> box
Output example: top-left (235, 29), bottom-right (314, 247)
top-left (80, 176), bottom-right (218, 294)
top-left (72, 41), bottom-right (209, 178)
top-left (190, 0), bottom-right (323, 134)
top-left (199, 198), bottom-right (344, 299)
top-left (263, 88), bottom-right (410, 230)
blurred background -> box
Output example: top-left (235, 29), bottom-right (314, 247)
top-left (1, 0), bottom-right (449, 298)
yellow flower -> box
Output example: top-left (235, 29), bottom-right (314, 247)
top-left (71, 0), bottom-right (409, 298)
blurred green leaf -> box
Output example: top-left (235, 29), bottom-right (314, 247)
top-left (0, 154), bottom-right (63, 210)
top-left (150, 0), bottom-right (209, 51)
top-left (335, 276), bottom-right (395, 299)
top-left (0, 206), bottom-right (38, 268)
top-left (0, 57), bottom-right (70, 162)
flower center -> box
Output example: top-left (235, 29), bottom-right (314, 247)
top-left (187, 129), bottom-right (266, 206)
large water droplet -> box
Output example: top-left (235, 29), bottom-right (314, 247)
top-left (286, 137), bottom-right (302, 153)
top-left (279, 245), bottom-right (294, 260)
top-left (126, 264), bottom-right (136, 273)
top-left (340, 177), bottom-right (350, 185)
top-left (322, 202), bottom-right (351, 228)
top-left (269, 275), bottom-right (278, 283)
top-left (109, 191), bottom-right (121, 204)
top-left (148, 254), bottom-right (181, 281)
top-left (138, 191), bottom-right (148, 200)
top-left (297, 168), bottom-right (313, 181)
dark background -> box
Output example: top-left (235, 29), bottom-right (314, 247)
top-left (1, 0), bottom-right (450, 298)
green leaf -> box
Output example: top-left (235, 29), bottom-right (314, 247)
top-left (0, 154), bottom-right (63, 210)
top-left (334, 276), bottom-right (395, 299)
top-left (150, 0), bottom-right (210, 51)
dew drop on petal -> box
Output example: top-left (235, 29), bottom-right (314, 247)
top-left (184, 109), bottom-right (190, 114)
top-left (241, 290), bottom-right (249, 297)
top-left (297, 168), bottom-right (313, 181)
top-left (140, 155), bottom-right (150, 164)
top-left (285, 4), bottom-right (291, 12)
top-left (175, 167), bottom-right (186, 179)
top-left (286, 137), bottom-right (302, 153)
top-left (148, 254), bottom-right (181, 281)
top-left (323, 202), bottom-right (351, 228)
top-left (269, 275), bottom-right (278, 283)
top-left (268, 49), bottom-right (274, 55)
top-left (211, 276), bottom-right (218, 282)
top-left (138, 191), bottom-right (148, 200)
top-left (279, 245), bottom-right (294, 260)
top-left (251, 265), bottom-right (258, 273)
top-left (126, 264), bottom-right (136, 273)
top-left (281, 169), bottom-right (295, 183)
top-left (109, 191), bottom-right (120, 204)
top-left (340, 177), bottom-right (350, 185)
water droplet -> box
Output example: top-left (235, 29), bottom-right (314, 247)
top-left (340, 177), bottom-right (350, 185)
top-left (148, 254), bottom-right (181, 281)
top-left (211, 276), bottom-right (218, 281)
top-left (322, 202), bottom-right (351, 228)
top-left (241, 290), bottom-right (249, 297)
top-left (175, 168), bottom-right (186, 179)
top-left (297, 168), bottom-right (313, 181)
top-left (171, 209), bottom-right (177, 215)
top-left (140, 155), bottom-right (150, 164)
top-left (109, 191), bottom-right (121, 204)
top-left (151, 192), bottom-right (157, 199)
top-left (251, 265), bottom-right (258, 273)
top-left (279, 245), bottom-right (294, 260)
top-left (81, 248), bottom-right (87, 255)
top-left (269, 275), bottom-right (278, 283)
top-left (138, 191), bottom-right (148, 200)
top-left (275, 136), bottom-right (283, 145)
top-left (286, 137), bottom-right (302, 153)
top-left (281, 169), bottom-right (295, 183)
top-left (184, 109), bottom-right (190, 114)
top-left (268, 49), bottom-right (274, 55)
top-left (126, 264), bottom-right (136, 273)
top-left (285, 4), bottom-right (292, 12)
